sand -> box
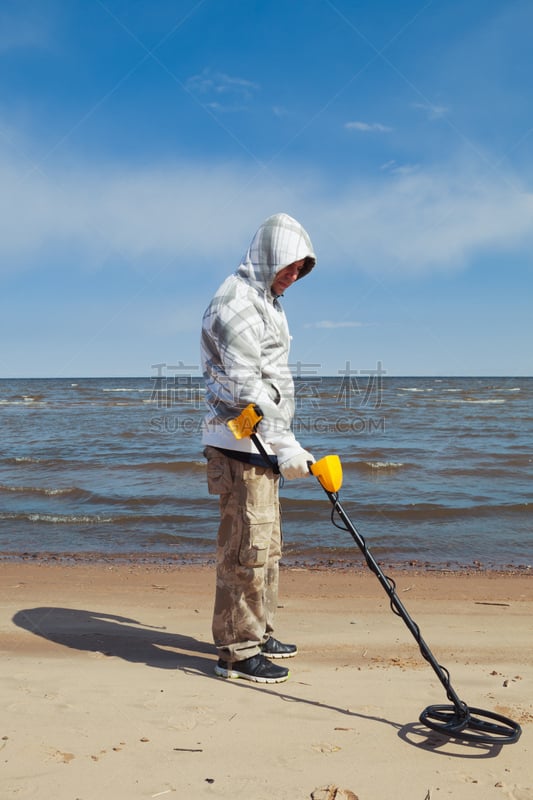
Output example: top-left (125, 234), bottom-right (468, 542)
top-left (1, 560), bottom-right (532, 800)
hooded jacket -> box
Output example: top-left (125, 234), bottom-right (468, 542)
top-left (201, 213), bottom-right (316, 463)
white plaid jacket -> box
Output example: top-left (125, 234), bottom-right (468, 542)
top-left (201, 213), bottom-right (316, 463)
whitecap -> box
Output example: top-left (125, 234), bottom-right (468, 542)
top-left (367, 461), bottom-right (405, 469)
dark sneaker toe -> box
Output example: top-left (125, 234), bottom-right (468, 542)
top-left (261, 637), bottom-right (298, 659)
top-left (214, 654), bottom-right (289, 683)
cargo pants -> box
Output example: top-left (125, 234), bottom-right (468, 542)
top-left (204, 446), bottom-right (281, 662)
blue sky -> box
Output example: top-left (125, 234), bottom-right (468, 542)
top-left (1, 0), bottom-right (532, 377)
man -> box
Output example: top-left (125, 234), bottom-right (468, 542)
top-left (201, 212), bottom-right (316, 683)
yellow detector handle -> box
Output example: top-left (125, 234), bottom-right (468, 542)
top-left (227, 404), bottom-right (279, 474)
top-left (310, 455), bottom-right (343, 493)
top-left (228, 404), bottom-right (343, 492)
top-left (227, 403), bottom-right (264, 440)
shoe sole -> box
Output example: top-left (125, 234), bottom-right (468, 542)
top-left (261, 648), bottom-right (297, 659)
top-left (214, 665), bottom-right (289, 683)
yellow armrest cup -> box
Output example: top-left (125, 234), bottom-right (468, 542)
top-left (310, 455), bottom-right (343, 493)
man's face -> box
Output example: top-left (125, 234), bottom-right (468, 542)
top-left (271, 259), bottom-right (306, 296)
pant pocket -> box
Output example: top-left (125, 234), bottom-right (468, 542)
top-left (238, 504), bottom-right (275, 568)
top-left (205, 450), bottom-right (233, 495)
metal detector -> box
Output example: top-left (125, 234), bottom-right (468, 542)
top-left (229, 404), bottom-right (522, 746)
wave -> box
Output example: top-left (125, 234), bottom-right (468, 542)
top-left (356, 461), bottom-right (406, 472)
top-left (101, 387), bottom-right (153, 393)
top-left (333, 458), bottom-right (413, 473)
top-left (436, 465), bottom-right (530, 479)
top-left (79, 491), bottom-right (207, 508)
top-left (418, 396), bottom-right (508, 405)
top-left (0, 484), bottom-right (198, 512)
top-left (0, 510), bottom-right (206, 526)
top-left (367, 501), bottom-right (531, 521)
top-left (1, 456), bottom-right (206, 473)
top-left (0, 484), bottom-right (92, 499)
top-left (2, 456), bottom-right (102, 470)
top-left (500, 455), bottom-right (533, 468)
top-left (449, 398), bottom-right (506, 405)
top-left (0, 399), bottom-right (48, 406)
top-left (442, 386), bottom-right (521, 394)
top-left (122, 460), bottom-right (206, 473)
top-left (282, 497), bottom-right (531, 523)
top-left (0, 512), bottom-right (114, 525)
top-left (276, 496), bottom-right (332, 513)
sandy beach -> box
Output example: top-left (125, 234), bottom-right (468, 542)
top-left (1, 560), bottom-right (532, 799)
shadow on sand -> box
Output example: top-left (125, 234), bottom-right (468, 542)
top-left (13, 606), bottom-right (216, 673)
top-left (13, 606), bottom-right (506, 758)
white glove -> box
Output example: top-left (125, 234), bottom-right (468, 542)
top-left (279, 449), bottom-right (315, 480)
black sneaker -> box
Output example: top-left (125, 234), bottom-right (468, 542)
top-left (214, 653), bottom-right (289, 683)
top-left (261, 637), bottom-right (298, 659)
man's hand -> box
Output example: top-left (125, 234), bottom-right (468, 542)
top-left (279, 450), bottom-right (315, 480)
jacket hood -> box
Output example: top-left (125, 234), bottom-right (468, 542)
top-left (236, 213), bottom-right (316, 293)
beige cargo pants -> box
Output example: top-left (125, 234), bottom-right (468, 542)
top-left (204, 446), bottom-right (281, 662)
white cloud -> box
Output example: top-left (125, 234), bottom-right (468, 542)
top-left (186, 68), bottom-right (259, 104)
top-left (0, 152), bottom-right (294, 274)
top-left (345, 121), bottom-right (393, 133)
top-left (1, 140), bottom-right (533, 280)
top-left (392, 164), bottom-right (420, 176)
top-left (380, 160), bottom-right (419, 176)
top-left (412, 102), bottom-right (450, 120)
top-left (318, 164), bottom-right (533, 276)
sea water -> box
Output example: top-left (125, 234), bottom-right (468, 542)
top-left (0, 376), bottom-right (531, 569)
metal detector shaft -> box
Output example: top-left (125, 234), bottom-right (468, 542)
top-left (249, 431), bottom-right (280, 474)
top-left (322, 487), bottom-right (467, 716)
top-left (228, 406), bottom-right (521, 743)
top-left (321, 485), bottom-right (521, 743)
